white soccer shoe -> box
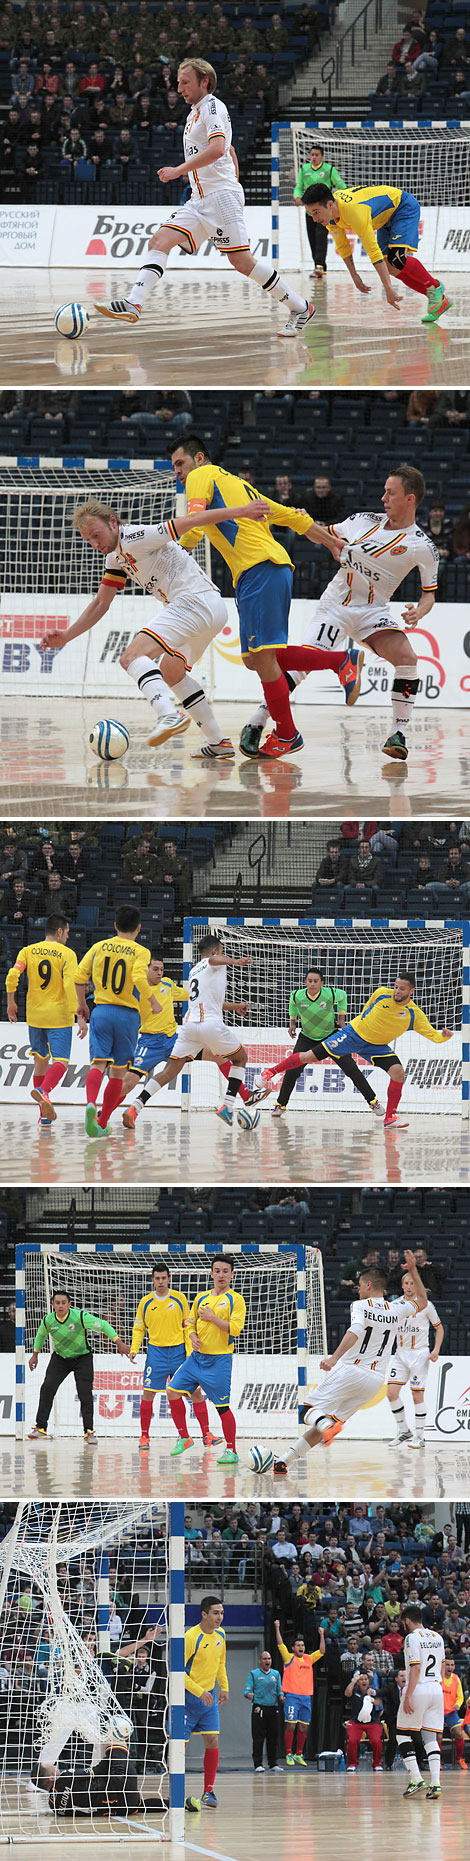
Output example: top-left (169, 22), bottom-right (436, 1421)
top-left (368, 1098), bottom-right (385, 1117)
top-left (409, 1435), bottom-right (425, 1449)
top-left (279, 301), bottom-right (316, 339)
top-left (94, 299), bottom-right (141, 324)
top-left (271, 1103), bottom-right (286, 1118)
top-left (147, 712), bottom-right (191, 748)
top-left (191, 738), bottom-right (235, 760)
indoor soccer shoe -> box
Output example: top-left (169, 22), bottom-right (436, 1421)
top-left (94, 299), bottom-right (141, 323)
top-left (201, 1791), bottom-right (218, 1807)
top-left (322, 1419), bottom-right (344, 1445)
top-left (422, 283), bottom-right (452, 325)
top-left (368, 1098), bottom-right (384, 1116)
top-left (286, 1754), bottom-right (295, 1766)
top-left (28, 1426), bottom-right (47, 1440)
top-left (279, 301), bottom-right (315, 338)
top-left (240, 723), bottom-right (264, 756)
top-left (338, 647), bottom-right (364, 706)
top-left (426, 1785), bottom-right (441, 1800)
top-left (409, 1435), bottom-right (425, 1449)
top-left (31, 1086), bottom-right (56, 1121)
top-left (203, 1431), bottom-right (223, 1447)
top-left (246, 1083), bottom-right (272, 1105)
top-left (294, 1755), bottom-right (308, 1766)
top-left (403, 1781), bottom-right (425, 1796)
top-left (123, 1105), bottom-right (138, 1129)
top-left (192, 738), bottom-right (235, 760)
top-left (216, 1447), bottom-right (238, 1465)
top-left (139, 1434), bottom-right (150, 1450)
top-left (384, 1114), bottom-right (409, 1131)
top-left (216, 1104), bottom-right (233, 1125)
top-left (96, 1121), bottom-right (112, 1137)
top-left (382, 730), bottom-right (408, 761)
top-left (85, 1104), bottom-right (100, 1137)
top-left (147, 712), bottom-right (191, 748)
top-left (258, 730), bottom-right (304, 759)
top-left (84, 1431), bottom-right (98, 1445)
top-left (273, 1459), bottom-right (287, 1474)
top-left (272, 1103), bottom-right (286, 1117)
top-left (170, 1436), bottom-right (194, 1456)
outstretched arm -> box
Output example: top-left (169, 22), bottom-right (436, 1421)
top-left (41, 584), bottom-right (117, 652)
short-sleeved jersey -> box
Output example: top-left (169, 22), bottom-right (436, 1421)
top-left (131, 1288), bottom-right (190, 1355)
top-left (404, 1627), bottom-right (444, 1685)
top-left (398, 1299), bottom-right (440, 1350)
top-left (33, 1308), bottom-right (118, 1357)
top-left (327, 512), bottom-right (439, 612)
top-left (184, 1623), bottom-right (228, 1697)
top-left (189, 1286), bottom-right (246, 1356)
top-left (351, 987), bottom-right (447, 1047)
top-left (183, 95), bottom-right (236, 199)
top-left (346, 1296), bottom-right (429, 1374)
top-left (138, 975), bottom-right (188, 1037)
top-left (278, 1640), bottom-right (322, 1696)
top-left (5, 940), bottom-right (78, 1029)
top-left (185, 958), bottom-right (226, 1026)
top-left (75, 937), bottom-right (151, 1012)
top-left (327, 185), bottom-right (405, 266)
top-left (289, 984), bottom-right (347, 1039)
top-left (294, 158), bottom-right (345, 200)
top-left (183, 465), bottom-right (313, 588)
top-left (101, 522), bottom-right (215, 608)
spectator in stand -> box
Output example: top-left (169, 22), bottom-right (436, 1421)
top-left (413, 852), bottom-right (436, 890)
top-left (243, 1651), bottom-right (283, 1772)
top-left (392, 27), bottom-right (422, 65)
top-left (401, 59), bottom-right (427, 100)
top-left (115, 125), bottom-right (139, 171)
top-left (406, 390), bottom-right (436, 423)
top-left (344, 1673), bottom-right (384, 1770)
top-left (109, 87), bottom-right (135, 128)
top-left (122, 832), bottom-right (157, 884)
top-left (62, 125), bottom-right (88, 169)
top-left (414, 29), bottom-right (441, 78)
top-left (251, 63), bottom-right (279, 115)
top-left (10, 59), bottom-right (35, 102)
top-left (38, 870), bottom-right (74, 920)
top-left (0, 835), bottom-right (29, 881)
top-left (80, 63), bottom-right (106, 99)
top-left (89, 125), bottom-right (113, 171)
top-left (429, 845), bottom-right (470, 909)
top-left (453, 502), bottom-right (470, 561)
top-left (34, 61), bottom-right (61, 100)
top-left (132, 92), bottom-right (160, 137)
top-left (151, 390), bottom-right (192, 438)
top-left (304, 474), bottom-right (344, 524)
top-left (421, 499), bottom-right (453, 563)
top-left (449, 69), bottom-right (470, 106)
top-left (0, 877), bottom-right (35, 924)
top-left (154, 838), bottom-right (189, 913)
top-left (297, 4), bottom-right (321, 55)
top-left (442, 27), bottom-right (470, 70)
top-left (22, 141), bottom-right (43, 192)
top-left (374, 63), bottom-right (404, 102)
top-left (62, 61), bottom-right (82, 99)
top-left (347, 837), bottom-right (382, 891)
top-left (294, 144), bottom-right (346, 278)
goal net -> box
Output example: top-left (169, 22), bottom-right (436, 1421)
top-left (184, 917), bottom-right (466, 1118)
top-left (0, 460), bottom-right (211, 698)
top-left (272, 123), bottom-right (470, 266)
top-left (0, 1499), bottom-right (184, 1842)
top-left (17, 1241), bottom-right (325, 1439)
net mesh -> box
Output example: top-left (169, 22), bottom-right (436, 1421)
top-left (279, 124), bottom-right (470, 206)
top-left (0, 1501), bottom-right (169, 1841)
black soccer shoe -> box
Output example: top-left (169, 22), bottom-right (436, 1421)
top-left (240, 724), bottom-right (263, 756)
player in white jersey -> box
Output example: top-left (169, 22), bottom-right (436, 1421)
top-left (387, 1266), bottom-right (443, 1451)
top-left (244, 464), bottom-right (439, 765)
top-left (41, 493), bottom-right (270, 758)
top-left (397, 1605), bottom-right (445, 1800)
top-left (93, 57), bottom-right (315, 340)
top-left (265, 1253), bottom-right (430, 1474)
top-left (123, 933), bottom-right (254, 1127)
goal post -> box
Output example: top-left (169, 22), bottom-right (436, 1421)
top-left (16, 1239), bottom-right (325, 1439)
top-left (272, 121), bottom-right (470, 267)
top-left (184, 914), bottom-right (468, 1119)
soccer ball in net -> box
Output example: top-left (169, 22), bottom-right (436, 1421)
top-left (250, 1445), bottom-right (274, 1474)
top-left (89, 720), bottom-right (130, 760)
top-left (55, 302), bottom-right (91, 338)
top-left (237, 1104), bottom-right (260, 1132)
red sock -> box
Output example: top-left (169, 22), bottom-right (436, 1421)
top-left (168, 1393), bottom-right (189, 1439)
top-left (193, 1399), bottom-right (210, 1438)
top-left (284, 1725), bottom-right (294, 1755)
top-left (140, 1396), bottom-right (154, 1437)
top-left (33, 1072), bottom-right (45, 1089)
top-left (98, 1075), bottom-right (124, 1128)
top-left (40, 1059), bottom-right (67, 1096)
top-left (277, 645), bottom-right (345, 675)
top-left (399, 256), bottom-right (438, 296)
top-left (386, 1077), bottom-right (403, 1120)
top-left (296, 1725), bottom-right (307, 1755)
top-left (204, 1746), bottom-right (219, 1793)
top-left (455, 1732), bottom-right (465, 1761)
top-left (262, 673), bottom-right (295, 742)
top-left (218, 1060), bottom-right (250, 1103)
top-left (86, 1066), bottom-right (103, 1105)
top-left (220, 1408), bottom-right (236, 1452)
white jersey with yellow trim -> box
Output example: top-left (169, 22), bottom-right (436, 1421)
top-left (344, 1295), bottom-right (429, 1374)
top-left (184, 95), bottom-right (237, 199)
top-left (326, 511), bottom-right (439, 613)
top-left (185, 957), bottom-right (227, 1026)
top-left (397, 1298), bottom-right (439, 1350)
top-left (404, 1626), bottom-right (444, 1686)
top-left (102, 522), bottom-right (215, 608)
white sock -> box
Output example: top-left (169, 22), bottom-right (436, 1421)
top-left (391, 664), bottom-right (420, 731)
top-left (284, 1434), bottom-right (308, 1462)
top-left (422, 1731), bottom-right (440, 1786)
top-left (220, 1064), bottom-right (245, 1109)
top-left (126, 655), bottom-right (179, 719)
top-left (127, 250), bottom-right (169, 308)
top-left (397, 1738), bottom-right (421, 1784)
top-left (388, 1393), bottom-right (407, 1435)
top-left (136, 1075), bottom-right (163, 1108)
top-left (413, 1400), bottom-right (426, 1435)
top-left (248, 699), bottom-right (270, 730)
top-left (172, 674), bottom-right (224, 743)
top-left (250, 258), bottom-right (307, 315)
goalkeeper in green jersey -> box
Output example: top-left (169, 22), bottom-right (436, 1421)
top-left (253, 967), bottom-right (383, 1119)
top-left (294, 144), bottom-right (345, 277)
top-left (28, 1288), bottom-right (130, 1444)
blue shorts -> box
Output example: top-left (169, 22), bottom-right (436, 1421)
top-left (28, 1025), bottom-right (73, 1064)
top-left (168, 1349), bottom-right (233, 1410)
top-left (185, 1690), bottom-right (220, 1737)
top-left (235, 561), bottom-right (293, 656)
top-left (89, 1003), bottom-right (140, 1066)
top-left (322, 1023), bottom-right (395, 1067)
top-left (144, 1343), bottom-right (186, 1391)
top-left (375, 189), bottom-right (420, 257)
top-left (284, 1694), bottom-right (312, 1726)
top-left (129, 1030), bottom-right (177, 1075)
top-left (444, 1709), bottom-right (462, 1729)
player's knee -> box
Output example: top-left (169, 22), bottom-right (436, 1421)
top-left (120, 647), bottom-right (133, 671)
top-left (388, 247), bottom-right (408, 273)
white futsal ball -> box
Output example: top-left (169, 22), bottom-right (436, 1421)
top-left (237, 1104), bottom-right (260, 1132)
top-left (55, 302), bottom-right (90, 338)
top-left (250, 1446), bottom-right (274, 1474)
top-left (89, 719), bottom-right (130, 761)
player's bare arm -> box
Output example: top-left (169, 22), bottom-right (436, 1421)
top-left (222, 1000), bottom-right (249, 1017)
top-left (342, 250), bottom-right (402, 310)
top-left (41, 583), bottom-right (116, 652)
top-left (175, 501), bottom-right (271, 535)
top-left (402, 591), bottom-right (436, 626)
top-left (429, 1319), bottom-right (445, 1364)
top-left (401, 1248), bottom-right (429, 1313)
top-left (319, 1327), bottom-right (359, 1373)
top-left (208, 954), bottom-right (254, 968)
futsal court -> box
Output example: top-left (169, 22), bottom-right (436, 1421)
top-left (0, 699), bottom-right (468, 821)
top-left (1, 1769), bottom-right (468, 1861)
top-left (2, 269), bottom-right (470, 390)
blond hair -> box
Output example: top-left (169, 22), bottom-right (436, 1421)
top-left (71, 498), bottom-right (117, 533)
top-left (177, 57), bottom-right (217, 92)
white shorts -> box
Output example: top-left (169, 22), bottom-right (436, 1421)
top-left (397, 1680), bottom-right (444, 1735)
top-left (172, 1018), bottom-right (243, 1061)
top-left (388, 1346), bottom-right (430, 1390)
top-left (307, 1362), bottom-right (383, 1427)
top-left (162, 182), bottom-right (250, 255)
top-left (304, 590), bottom-right (403, 649)
top-left (143, 586), bottom-right (227, 672)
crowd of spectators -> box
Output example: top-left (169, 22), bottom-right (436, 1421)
top-left (371, 5), bottom-right (470, 115)
top-left (312, 818), bottom-right (470, 913)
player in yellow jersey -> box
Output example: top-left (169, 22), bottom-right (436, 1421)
top-left (184, 1596), bottom-right (228, 1808)
top-left (261, 971), bottom-right (453, 1131)
top-left (166, 1255), bottom-right (246, 1465)
top-left (119, 955), bottom-right (188, 1121)
top-left (171, 435), bottom-right (363, 760)
top-left (303, 182), bottom-right (452, 325)
top-left (75, 905), bottom-right (153, 1138)
top-left (6, 910), bottom-right (82, 1128)
top-left (129, 1257), bottom-right (222, 1453)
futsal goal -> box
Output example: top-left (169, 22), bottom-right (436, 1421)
top-left (272, 122), bottom-right (470, 267)
top-left (0, 1498), bottom-right (185, 1842)
top-left (184, 916), bottom-right (467, 1118)
top-left (0, 460), bottom-right (211, 699)
top-left (16, 1240), bottom-right (327, 1441)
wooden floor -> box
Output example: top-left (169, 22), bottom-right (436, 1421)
top-left (0, 700), bottom-right (468, 819)
top-left (0, 1106), bottom-right (467, 1188)
top-left (2, 269), bottom-right (469, 389)
top-left (1, 1772), bottom-right (468, 1859)
top-left (5, 1434), bottom-right (470, 1503)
